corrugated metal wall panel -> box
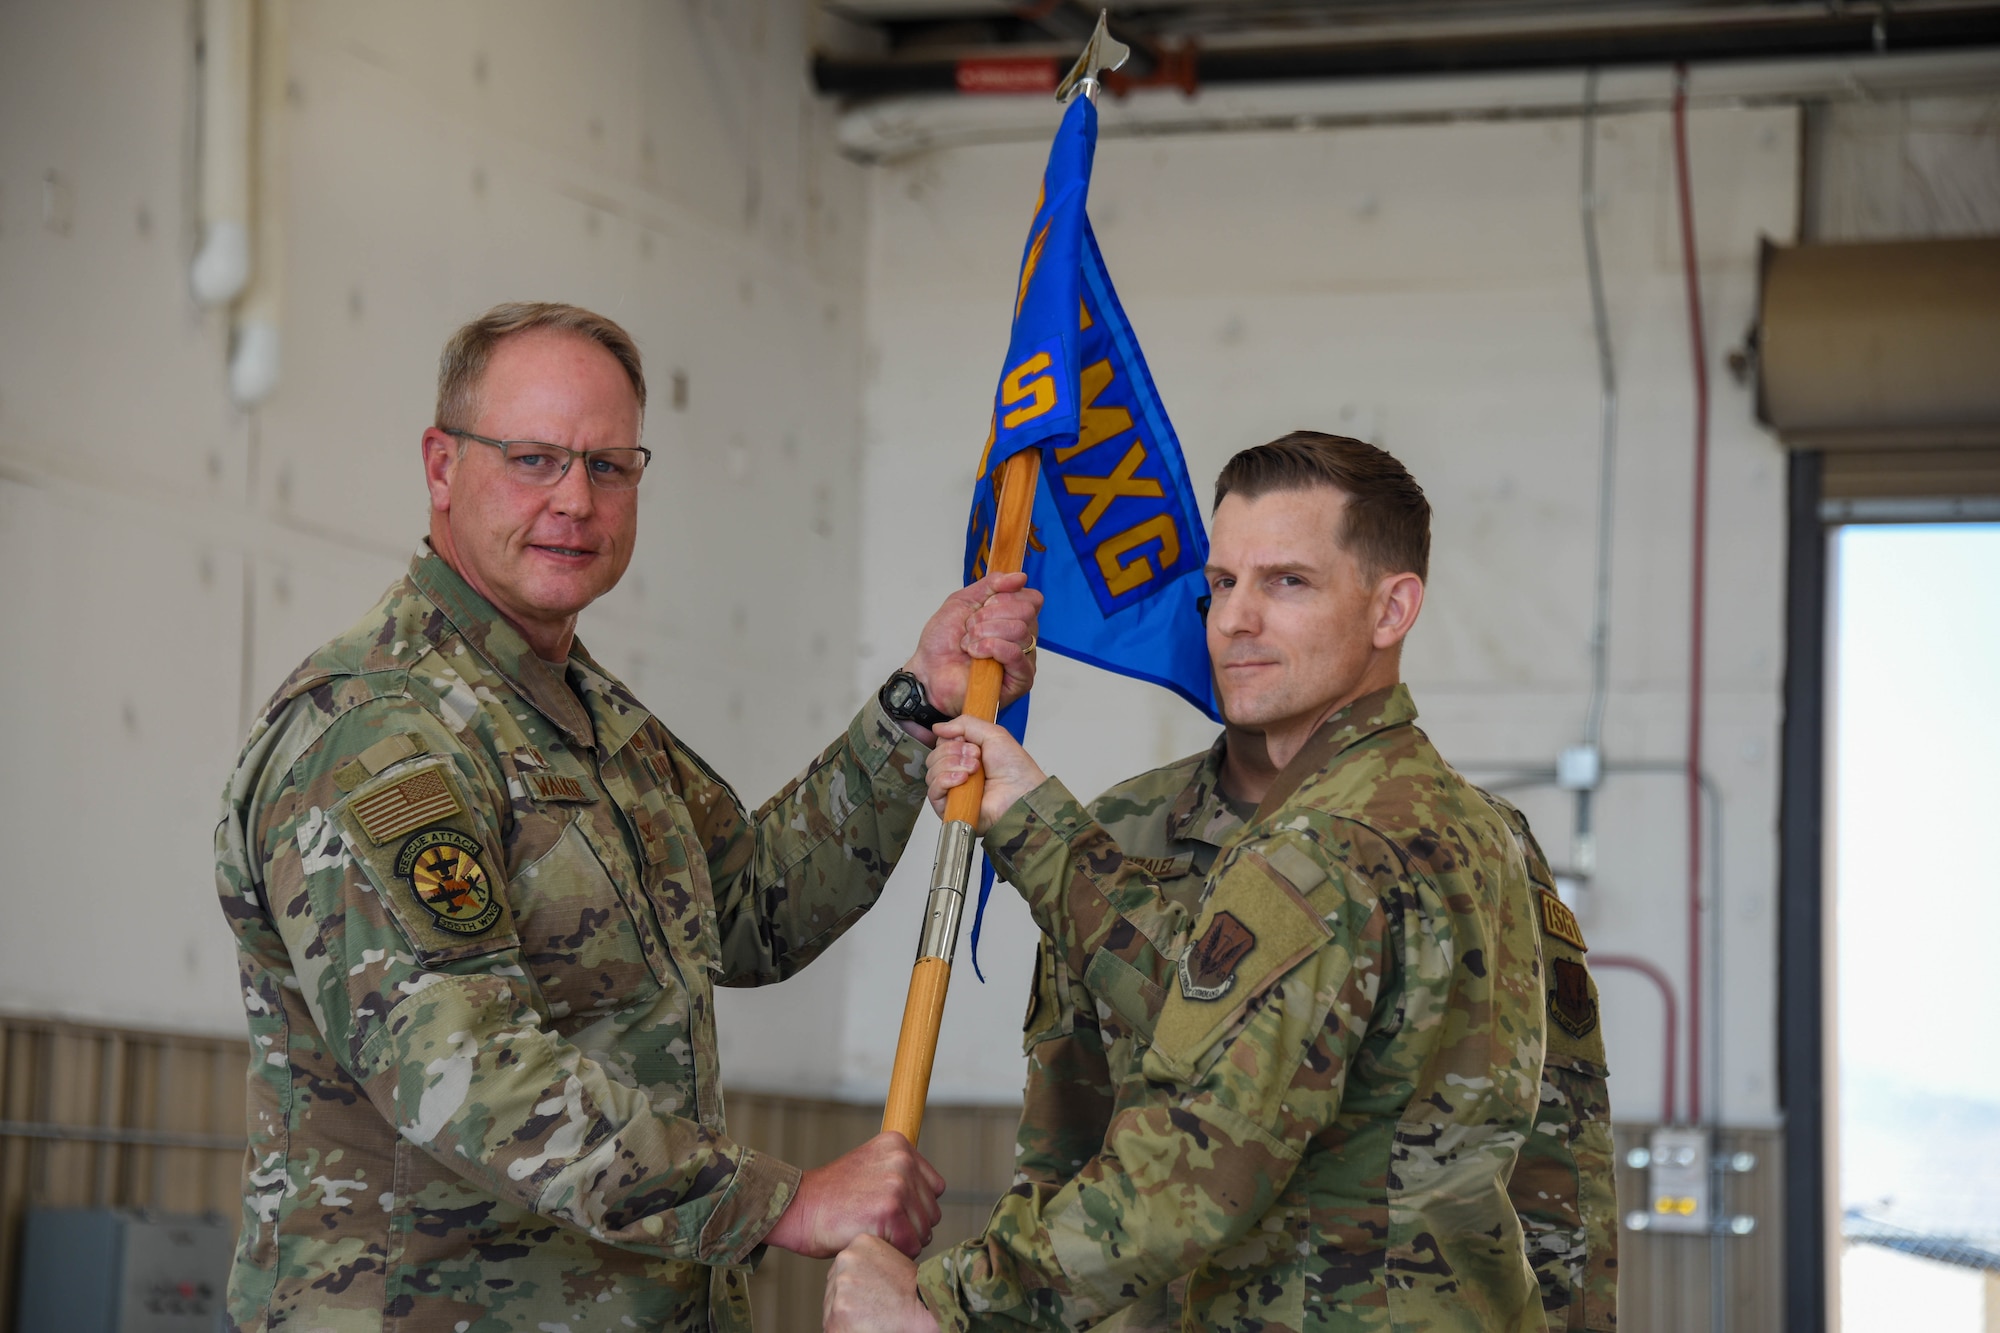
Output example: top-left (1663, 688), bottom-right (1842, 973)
top-left (0, 1017), bottom-right (1790, 1332)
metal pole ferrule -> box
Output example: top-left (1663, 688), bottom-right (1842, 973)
top-left (917, 821), bottom-right (976, 961)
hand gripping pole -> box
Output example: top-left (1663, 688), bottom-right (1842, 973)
top-left (881, 448), bottom-right (1039, 1144)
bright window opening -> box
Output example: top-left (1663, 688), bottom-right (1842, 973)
top-left (1833, 522), bottom-right (2000, 1330)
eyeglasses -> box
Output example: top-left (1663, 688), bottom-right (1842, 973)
top-left (444, 429), bottom-right (652, 491)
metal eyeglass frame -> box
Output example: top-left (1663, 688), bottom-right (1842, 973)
top-left (442, 428), bottom-right (653, 489)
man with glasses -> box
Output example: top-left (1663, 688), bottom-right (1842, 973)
top-left (215, 303), bottom-right (1041, 1332)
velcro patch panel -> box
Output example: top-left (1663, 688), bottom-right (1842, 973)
top-left (1151, 848), bottom-right (1332, 1073)
top-left (348, 764), bottom-right (464, 845)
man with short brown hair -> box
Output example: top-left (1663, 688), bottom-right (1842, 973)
top-left (983, 433), bottom-right (1617, 1332)
top-left (827, 432), bottom-right (1607, 1331)
top-left (215, 302), bottom-right (1042, 1331)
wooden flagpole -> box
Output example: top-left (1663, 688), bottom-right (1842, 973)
top-left (879, 11), bottom-right (1128, 1147)
top-left (881, 448), bottom-right (1040, 1144)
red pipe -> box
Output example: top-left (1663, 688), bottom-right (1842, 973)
top-left (1670, 64), bottom-right (1710, 1128)
top-left (1595, 954), bottom-right (1680, 1126)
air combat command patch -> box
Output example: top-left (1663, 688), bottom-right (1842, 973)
top-left (396, 828), bottom-right (502, 935)
top-left (1178, 910), bottom-right (1257, 1001)
top-left (1549, 956), bottom-right (1600, 1037)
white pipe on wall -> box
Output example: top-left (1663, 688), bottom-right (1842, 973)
top-left (229, 0), bottom-right (285, 407)
top-left (191, 0), bottom-right (253, 306)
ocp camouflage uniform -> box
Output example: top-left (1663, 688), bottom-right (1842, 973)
top-left (1479, 792), bottom-right (1617, 1331)
top-left (213, 543), bottom-right (928, 1332)
top-left (1005, 748), bottom-right (1618, 1331)
top-left (919, 685), bottom-right (1549, 1331)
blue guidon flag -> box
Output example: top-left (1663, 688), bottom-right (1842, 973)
top-left (963, 93), bottom-right (1219, 976)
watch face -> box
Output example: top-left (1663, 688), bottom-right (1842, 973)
top-left (885, 674), bottom-right (923, 715)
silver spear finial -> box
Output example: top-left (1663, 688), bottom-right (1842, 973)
top-left (1054, 9), bottom-right (1131, 105)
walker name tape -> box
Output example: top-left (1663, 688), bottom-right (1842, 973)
top-left (525, 772), bottom-right (592, 804)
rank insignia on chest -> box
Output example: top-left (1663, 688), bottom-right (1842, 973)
top-left (1548, 956), bottom-right (1599, 1037)
top-left (1537, 888), bottom-right (1588, 952)
top-left (1178, 910), bottom-right (1257, 1002)
top-left (395, 828), bottom-right (502, 935)
top-left (349, 767), bottom-right (464, 844)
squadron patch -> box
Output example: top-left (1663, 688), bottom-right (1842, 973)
top-left (1538, 889), bottom-right (1588, 952)
top-left (1549, 957), bottom-right (1599, 1038)
top-left (395, 828), bottom-right (502, 936)
top-left (350, 767), bottom-right (464, 845)
top-left (1178, 910), bottom-right (1258, 1002)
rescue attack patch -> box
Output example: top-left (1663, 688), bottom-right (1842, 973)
top-left (1538, 889), bottom-right (1588, 952)
top-left (1178, 910), bottom-right (1258, 1002)
top-left (1549, 957), bottom-right (1599, 1038)
top-left (395, 828), bottom-right (502, 936)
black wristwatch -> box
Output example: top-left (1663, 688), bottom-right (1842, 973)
top-left (879, 669), bottom-right (952, 729)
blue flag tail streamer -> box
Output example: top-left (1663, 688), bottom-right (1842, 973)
top-left (963, 95), bottom-right (1219, 981)
top-left (966, 695), bottom-right (1030, 982)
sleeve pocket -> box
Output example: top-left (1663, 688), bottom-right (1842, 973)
top-left (1022, 938), bottom-right (1076, 1051)
top-left (1082, 947), bottom-right (1168, 1045)
top-left (1150, 847), bottom-right (1331, 1077)
top-left (332, 758), bottom-right (522, 965)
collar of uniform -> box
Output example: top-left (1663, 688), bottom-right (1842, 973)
top-left (565, 642), bottom-right (654, 761)
top-left (1165, 733), bottom-right (1240, 848)
top-left (1283, 683), bottom-right (1418, 785)
top-left (1312, 682), bottom-right (1417, 755)
top-left (1244, 683), bottom-right (1418, 826)
top-left (406, 542), bottom-right (597, 748)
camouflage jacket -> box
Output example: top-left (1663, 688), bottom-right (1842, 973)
top-left (1003, 732), bottom-right (1616, 1331)
top-left (918, 686), bottom-right (1549, 1332)
top-left (1479, 793), bottom-right (1617, 1332)
top-left (213, 544), bottom-right (928, 1333)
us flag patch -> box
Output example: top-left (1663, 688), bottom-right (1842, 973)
top-left (349, 767), bottom-right (463, 844)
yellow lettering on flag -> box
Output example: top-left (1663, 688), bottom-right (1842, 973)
top-left (1014, 222), bottom-right (1051, 321)
top-left (1055, 359), bottom-right (1132, 463)
top-left (1065, 441), bottom-right (1164, 532)
top-left (1001, 353), bottom-right (1057, 428)
top-left (1096, 515), bottom-right (1181, 595)
top-left (974, 415), bottom-right (996, 481)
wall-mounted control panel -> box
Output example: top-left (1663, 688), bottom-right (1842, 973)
top-left (15, 1208), bottom-right (230, 1333)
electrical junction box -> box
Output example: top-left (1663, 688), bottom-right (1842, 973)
top-left (1645, 1127), bottom-right (1711, 1234)
top-left (1556, 744), bottom-right (1601, 791)
top-left (15, 1208), bottom-right (231, 1333)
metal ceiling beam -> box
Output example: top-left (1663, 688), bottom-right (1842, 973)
top-left (814, 3), bottom-right (2000, 96)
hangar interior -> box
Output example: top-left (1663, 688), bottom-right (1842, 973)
top-left (0, 1), bottom-right (1996, 1329)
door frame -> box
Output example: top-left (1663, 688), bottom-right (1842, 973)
top-left (1778, 448), bottom-right (1829, 1333)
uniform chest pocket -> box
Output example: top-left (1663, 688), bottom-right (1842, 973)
top-left (1084, 948), bottom-right (1166, 1045)
top-left (629, 793), bottom-right (722, 978)
top-left (511, 815), bottom-right (660, 1023)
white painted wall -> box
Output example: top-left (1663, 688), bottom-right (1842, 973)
top-left (838, 103), bottom-right (1799, 1127)
top-left (0, 1), bottom-right (877, 1080)
top-left (0, 0), bottom-right (1830, 1132)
